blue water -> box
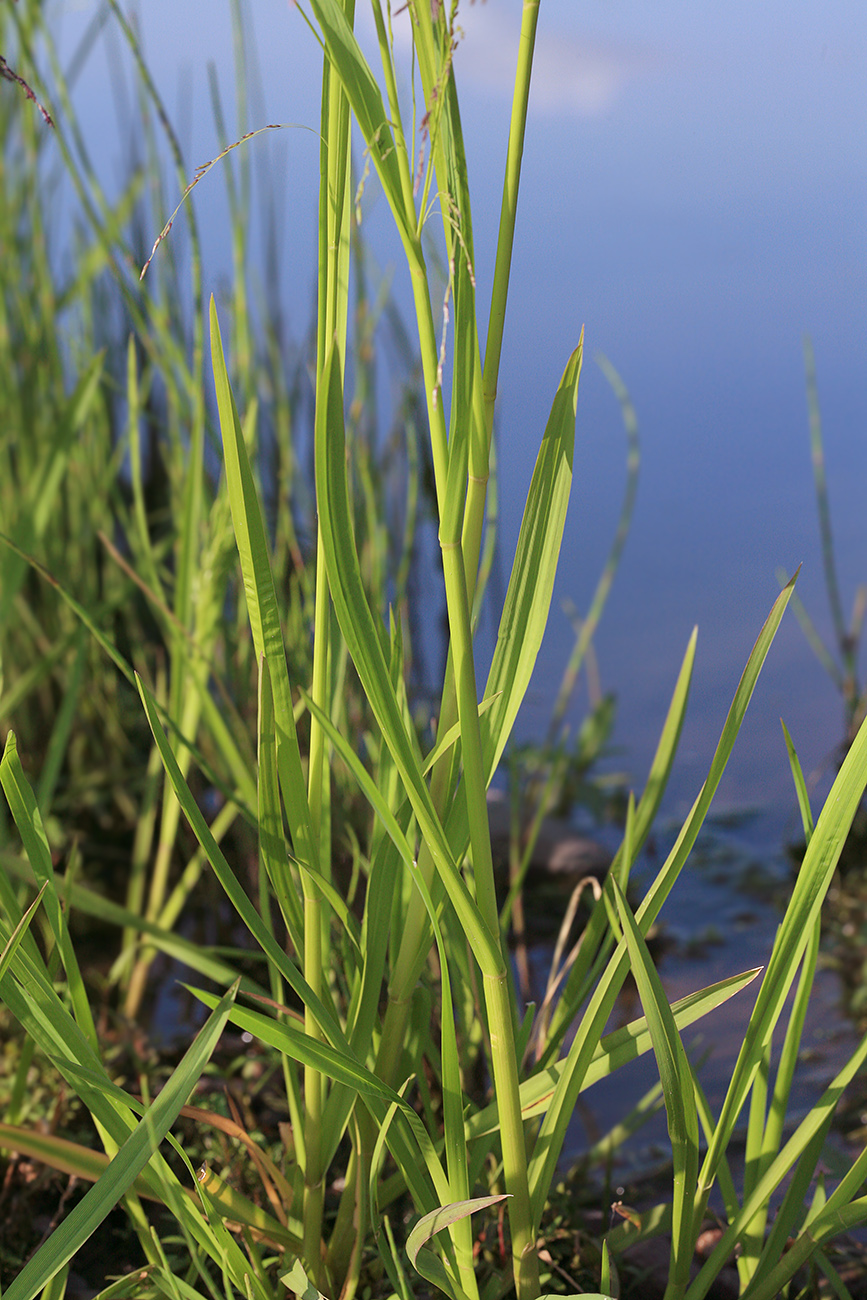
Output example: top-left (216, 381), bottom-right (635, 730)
top-left (49, 0), bottom-right (865, 819)
top-left (49, 0), bottom-right (867, 1134)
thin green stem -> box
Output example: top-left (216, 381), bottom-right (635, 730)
top-left (483, 0), bottom-right (540, 444)
top-left (303, 894), bottom-right (326, 1277)
top-left (440, 540), bottom-right (539, 1299)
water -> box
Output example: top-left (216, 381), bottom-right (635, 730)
top-left (530, 811), bottom-right (863, 1175)
top-left (50, 0), bottom-right (867, 1146)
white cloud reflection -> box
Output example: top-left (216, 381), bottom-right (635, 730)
top-left (453, 4), bottom-right (642, 117)
top-left (373, 3), bottom-right (649, 119)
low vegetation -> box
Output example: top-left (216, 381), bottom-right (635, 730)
top-left (1, 5), bottom-right (867, 1300)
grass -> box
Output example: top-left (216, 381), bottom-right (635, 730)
top-left (2, 5), bottom-right (867, 1300)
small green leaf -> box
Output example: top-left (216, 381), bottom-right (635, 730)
top-left (3, 982), bottom-right (239, 1300)
top-left (407, 1195), bottom-right (510, 1300)
top-left (282, 1260), bottom-right (330, 1300)
top-left (0, 882), bottom-right (48, 982)
top-left (407, 1195), bottom-right (509, 1266)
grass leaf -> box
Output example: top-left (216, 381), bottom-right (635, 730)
top-left (3, 981), bottom-right (239, 1300)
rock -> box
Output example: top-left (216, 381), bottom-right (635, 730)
top-left (487, 796), bottom-right (610, 888)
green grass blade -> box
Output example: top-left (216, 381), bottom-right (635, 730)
top-left (803, 335), bottom-right (848, 655)
top-left (529, 578), bottom-right (797, 1226)
top-left (466, 967), bottom-right (758, 1141)
top-left (610, 870), bottom-right (699, 1299)
top-left (306, 0), bottom-right (411, 238)
top-left (300, 690), bottom-right (417, 872)
top-left (752, 918), bottom-right (821, 1236)
top-left (314, 339), bottom-right (502, 977)
top-left (3, 981), bottom-right (239, 1300)
top-left (407, 1196), bottom-right (508, 1300)
top-left (135, 672), bottom-right (342, 1044)
top-left (684, 1025), bottom-right (867, 1300)
top-left (548, 354), bottom-right (640, 739)
top-left (209, 297), bottom-right (315, 870)
top-left (542, 627), bottom-right (697, 1060)
top-left (480, 338), bottom-right (583, 778)
top-left (781, 718), bottom-right (814, 842)
top-left (257, 656), bottom-right (305, 957)
top-left (0, 882), bottom-right (48, 982)
top-left (187, 985), bottom-right (448, 1217)
top-left (0, 733), bottom-right (97, 1050)
top-left (696, 703), bottom-right (867, 1215)
top-left (300, 684), bottom-right (469, 1226)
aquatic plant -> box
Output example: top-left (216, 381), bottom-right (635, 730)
top-left (779, 336), bottom-right (867, 748)
top-left (2, 5), bottom-right (867, 1300)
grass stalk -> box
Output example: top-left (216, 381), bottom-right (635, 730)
top-left (7, 7), bottom-right (867, 1300)
top-left (483, 0), bottom-right (541, 439)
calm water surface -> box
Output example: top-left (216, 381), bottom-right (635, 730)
top-left (53, 0), bottom-right (867, 1137)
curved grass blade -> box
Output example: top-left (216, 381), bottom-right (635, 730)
top-left (781, 718), bottom-right (814, 842)
top-left (195, 1163), bottom-right (302, 1251)
top-left (187, 985), bottom-right (448, 1217)
top-left (314, 339), bottom-right (502, 977)
top-left (548, 353), bottom-right (639, 739)
top-left (684, 1027), bottom-right (867, 1300)
top-left (136, 672), bottom-right (342, 1045)
top-left (541, 626), bottom-right (696, 1060)
top-left (737, 1195), bottom-right (867, 1300)
top-left (695, 703), bottom-right (867, 1219)
top-left (407, 1196), bottom-right (509, 1300)
top-left (302, 657), bottom-right (481, 1226)
top-left (528, 575), bottom-right (799, 1228)
top-left (465, 967), bottom-right (758, 1141)
top-left (0, 882), bottom-right (48, 982)
top-left (480, 338), bottom-right (582, 779)
top-left (306, 0), bottom-right (410, 239)
top-left (1, 734), bottom-right (97, 1050)
top-left (209, 298), bottom-right (315, 870)
top-left (283, 1259), bottom-right (329, 1300)
top-left (0, 917), bottom-right (264, 1293)
top-left (611, 871), bottom-right (699, 1298)
top-left (257, 655), bottom-right (304, 957)
top-left (0, 533), bottom-right (249, 822)
top-left (3, 981), bottom-right (239, 1300)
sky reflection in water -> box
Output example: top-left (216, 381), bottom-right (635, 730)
top-left (58, 0), bottom-right (867, 823)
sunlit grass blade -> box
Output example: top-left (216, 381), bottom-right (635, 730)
top-left (694, 704), bottom-right (867, 1220)
top-left (548, 354), bottom-right (639, 739)
top-left (407, 1196), bottom-right (509, 1300)
top-left (0, 349), bottom-right (104, 626)
top-left (541, 626), bottom-right (697, 1060)
top-left (307, 0), bottom-right (411, 236)
top-left (610, 867), bottom-right (699, 1300)
top-left (480, 338), bottom-right (583, 777)
top-left (314, 338), bottom-right (501, 975)
top-left (683, 1024), bottom-right (867, 1300)
top-left (804, 335), bottom-right (848, 658)
top-left (300, 684), bottom-right (471, 1229)
top-left (781, 717), bottom-right (814, 842)
top-left (187, 985), bottom-right (449, 1218)
top-left (257, 656), bottom-right (305, 958)
top-left (195, 1163), bottom-right (302, 1251)
top-left (528, 578), bottom-right (796, 1228)
top-left (1, 732), bottom-right (97, 1050)
top-left (0, 881), bottom-right (48, 981)
top-left (466, 967), bottom-right (758, 1140)
top-left (210, 297), bottom-right (315, 870)
top-left (135, 672), bottom-right (343, 1043)
top-left (3, 980), bottom-right (239, 1300)
top-left (739, 913), bottom-right (821, 1284)
top-left (0, 1121), bottom-right (182, 1207)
